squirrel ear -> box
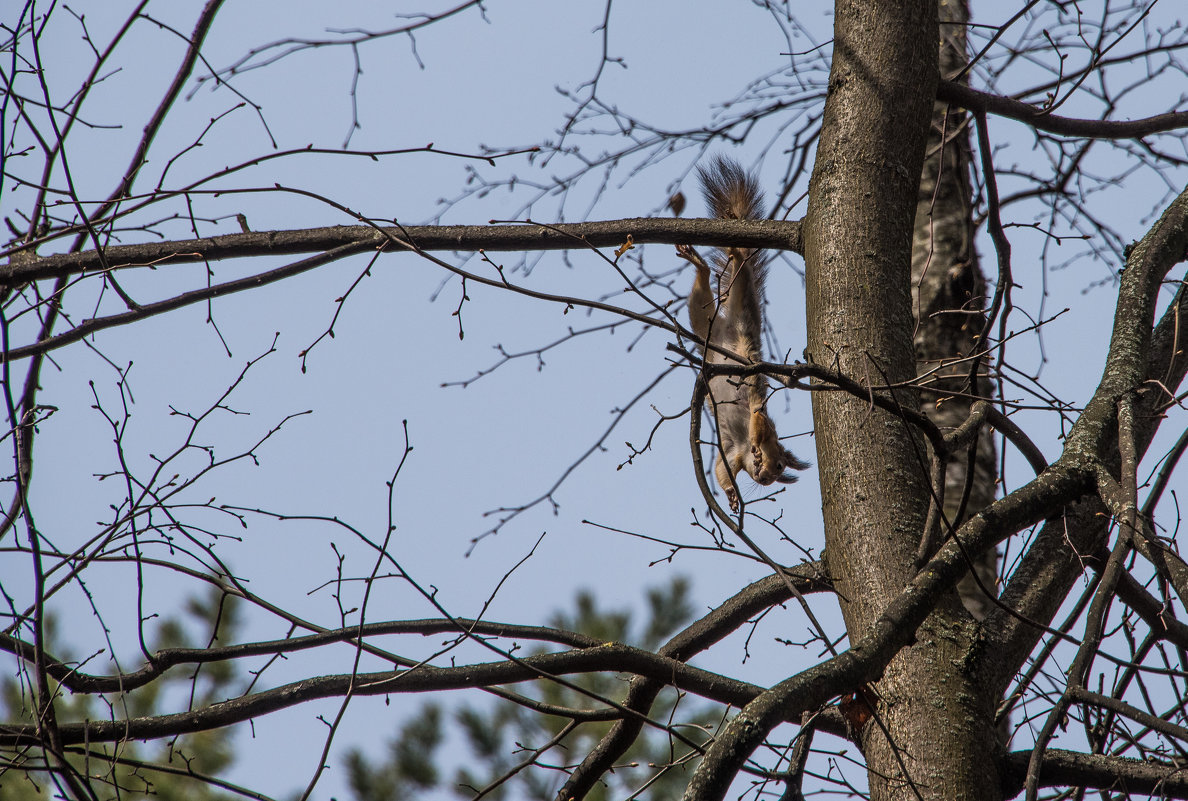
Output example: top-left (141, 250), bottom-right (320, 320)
top-left (774, 471), bottom-right (800, 485)
top-left (779, 442), bottom-right (807, 475)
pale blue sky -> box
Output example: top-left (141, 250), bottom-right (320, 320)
top-left (5, 1), bottom-right (1186, 798)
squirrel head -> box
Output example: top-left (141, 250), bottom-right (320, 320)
top-left (749, 442), bottom-right (810, 486)
top-left (746, 409), bottom-right (811, 486)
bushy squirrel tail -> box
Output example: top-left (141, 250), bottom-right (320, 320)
top-left (698, 156), bottom-right (765, 223)
top-left (697, 156), bottom-right (768, 335)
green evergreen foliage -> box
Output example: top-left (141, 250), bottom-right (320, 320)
top-left (344, 577), bottom-right (716, 801)
top-left (0, 588), bottom-right (243, 801)
top-left (345, 704), bottom-right (443, 801)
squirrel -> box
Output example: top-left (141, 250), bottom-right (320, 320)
top-left (677, 156), bottom-right (809, 511)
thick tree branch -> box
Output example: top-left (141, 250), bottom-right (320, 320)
top-left (982, 499), bottom-right (1108, 694)
top-left (938, 80), bottom-right (1188, 139)
top-left (560, 567), bottom-right (831, 801)
top-left (982, 182), bottom-right (1188, 691)
top-left (681, 453), bottom-right (1095, 801)
top-left (2, 244), bottom-right (366, 362)
top-left (1064, 183), bottom-right (1188, 460)
top-left (1, 217), bottom-right (803, 284)
top-left (1001, 748), bottom-right (1188, 797)
top-left (4, 456), bottom-right (1096, 769)
top-left (0, 617), bottom-right (609, 694)
top-left (0, 643), bottom-right (771, 748)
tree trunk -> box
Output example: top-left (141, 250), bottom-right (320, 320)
top-left (911, 0), bottom-right (1000, 622)
top-left (804, 2), bottom-right (1002, 798)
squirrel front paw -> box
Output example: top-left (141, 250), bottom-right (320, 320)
top-left (751, 443), bottom-right (765, 473)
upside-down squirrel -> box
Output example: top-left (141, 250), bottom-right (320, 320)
top-left (677, 157), bottom-right (809, 510)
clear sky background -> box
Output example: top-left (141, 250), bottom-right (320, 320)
top-left (5, 1), bottom-right (1187, 799)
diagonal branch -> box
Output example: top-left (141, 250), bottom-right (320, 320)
top-left (558, 567), bottom-right (832, 801)
top-left (984, 182), bottom-right (1188, 689)
top-left (681, 455), bottom-right (1095, 801)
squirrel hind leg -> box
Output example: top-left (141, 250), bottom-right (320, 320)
top-left (676, 243), bottom-right (711, 280)
top-left (678, 244), bottom-right (715, 343)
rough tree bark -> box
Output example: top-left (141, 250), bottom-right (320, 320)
top-left (805, 2), bottom-right (1000, 798)
top-left (911, 0), bottom-right (1000, 623)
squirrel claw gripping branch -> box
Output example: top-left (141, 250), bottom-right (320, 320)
top-left (678, 157), bottom-right (809, 511)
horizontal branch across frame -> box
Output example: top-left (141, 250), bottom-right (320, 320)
top-left (0, 643), bottom-right (768, 747)
top-left (4, 75), bottom-right (1183, 287)
top-left (1, 217), bottom-right (804, 285)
